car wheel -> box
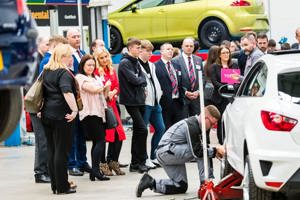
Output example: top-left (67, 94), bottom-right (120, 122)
top-left (199, 19), bottom-right (230, 48)
top-left (243, 156), bottom-right (272, 200)
top-left (109, 26), bottom-right (123, 55)
top-left (0, 89), bottom-right (22, 142)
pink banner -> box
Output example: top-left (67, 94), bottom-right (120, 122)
top-left (221, 69), bottom-right (240, 84)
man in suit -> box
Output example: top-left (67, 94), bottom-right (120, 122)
top-left (66, 28), bottom-right (91, 176)
top-left (291, 27), bottom-right (300, 50)
top-left (172, 37), bottom-right (203, 118)
top-left (155, 43), bottom-right (185, 129)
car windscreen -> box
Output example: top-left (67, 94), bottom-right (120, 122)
top-left (0, 0), bottom-right (18, 33)
top-left (278, 71), bottom-right (300, 104)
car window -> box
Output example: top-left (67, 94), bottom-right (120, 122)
top-left (174, 0), bottom-right (194, 4)
top-left (278, 71), bottom-right (300, 104)
top-left (137, 0), bottom-right (168, 9)
top-left (122, 0), bottom-right (168, 11)
top-left (241, 63), bottom-right (268, 97)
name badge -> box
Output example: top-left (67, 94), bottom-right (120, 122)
top-left (196, 65), bottom-right (201, 70)
top-left (177, 71), bottom-right (182, 76)
top-left (147, 73), bottom-right (151, 78)
top-left (135, 73), bottom-right (138, 77)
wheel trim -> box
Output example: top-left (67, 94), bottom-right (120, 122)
top-left (206, 26), bottom-right (222, 43)
top-left (243, 162), bottom-right (250, 200)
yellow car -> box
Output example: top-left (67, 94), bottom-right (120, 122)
top-left (108, 0), bottom-right (269, 54)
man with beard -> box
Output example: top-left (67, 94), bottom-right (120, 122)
top-left (241, 34), bottom-right (264, 76)
top-left (257, 33), bottom-right (269, 54)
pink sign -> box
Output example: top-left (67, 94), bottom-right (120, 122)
top-left (221, 69), bottom-right (240, 84)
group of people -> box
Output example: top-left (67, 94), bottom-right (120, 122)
top-left (28, 26), bottom-right (300, 196)
top-left (29, 29), bottom-right (127, 195)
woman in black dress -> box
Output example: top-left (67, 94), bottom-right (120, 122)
top-left (41, 44), bottom-right (78, 194)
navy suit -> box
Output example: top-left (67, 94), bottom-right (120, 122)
top-left (68, 49), bottom-right (89, 170)
top-left (155, 59), bottom-right (185, 129)
top-left (172, 54), bottom-right (203, 117)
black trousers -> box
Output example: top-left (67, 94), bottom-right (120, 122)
top-left (161, 99), bottom-right (185, 130)
top-left (30, 113), bottom-right (48, 176)
top-left (182, 97), bottom-right (201, 118)
top-left (107, 130), bottom-right (123, 162)
top-left (125, 105), bottom-right (147, 165)
top-left (42, 117), bottom-right (73, 193)
top-left (81, 116), bottom-right (105, 172)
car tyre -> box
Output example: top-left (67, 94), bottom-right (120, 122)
top-left (109, 26), bottom-right (123, 55)
top-left (0, 89), bottom-right (22, 142)
top-left (199, 19), bottom-right (230, 48)
top-left (243, 156), bottom-right (272, 200)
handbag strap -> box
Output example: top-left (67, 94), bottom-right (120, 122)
top-left (65, 69), bottom-right (81, 98)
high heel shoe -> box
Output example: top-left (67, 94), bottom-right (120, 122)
top-left (57, 188), bottom-right (76, 195)
top-left (94, 171), bottom-right (110, 181)
top-left (89, 173), bottom-right (95, 181)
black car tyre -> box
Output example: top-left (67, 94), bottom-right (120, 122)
top-left (109, 26), bottom-right (123, 55)
top-left (243, 156), bottom-right (272, 200)
top-left (0, 89), bottom-right (22, 142)
top-left (199, 19), bottom-right (230, 48)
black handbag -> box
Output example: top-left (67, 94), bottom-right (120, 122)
top-left (105, 107), bottom-right (118, 129)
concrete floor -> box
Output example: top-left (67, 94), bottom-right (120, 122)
top-left (0, 129), bottom-right (221, 200)
top-left (1, 128), bottom-right (299, 200)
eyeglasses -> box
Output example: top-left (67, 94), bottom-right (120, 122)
top-left (205, 116), bottom-right (218, 127)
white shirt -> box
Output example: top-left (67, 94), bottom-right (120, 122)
top-left (182, 52), bottom-right (196, 77)
top-left (161, 58), bottom-right (179, 99)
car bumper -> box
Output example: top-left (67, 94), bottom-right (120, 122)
top-left (229, 14), bottom-right (269, 36)
top-left (249, 150), bottom-right (300, 193)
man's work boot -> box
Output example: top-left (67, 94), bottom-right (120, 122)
top-left (136, 173), bottom-right (155, 197)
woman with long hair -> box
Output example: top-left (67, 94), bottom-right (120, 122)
top-left (41, 43), bottom-right (78, 194)
top-left (210, 46), bottom-right (239, 144)
top-left (94, 48), bottom-right (126, 176)
top-left (75, 54), bottom-right (111, 181)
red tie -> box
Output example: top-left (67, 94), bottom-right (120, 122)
top-left (166, 61), bottom-right (178, 96)
top-left (188, 56), bottom-right (195, 90)
top-left (76, 49), bottom-right (82, 58)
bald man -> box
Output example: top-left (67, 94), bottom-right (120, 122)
top-left (172, 37), bottom-right (204, 118)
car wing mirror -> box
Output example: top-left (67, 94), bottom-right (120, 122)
top-left (131, 4), bottom-right (137, 13)
top-left (218, 84), bottom-right (236, 102)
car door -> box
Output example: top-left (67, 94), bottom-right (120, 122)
top-left (122, 0), bottom-right (169, 40)
top-left (165, 0), bottom-right (206, 39)
top-left (225, 62), bottom-right (268, 173)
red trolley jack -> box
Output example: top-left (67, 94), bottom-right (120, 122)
top-left (198, 171), bottom-right (243, 200)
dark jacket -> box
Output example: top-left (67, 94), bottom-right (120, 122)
top-left (155, 59), bottom-right (184, 106)
top-left (210, 62), bottom-right (239, 105)
top-left (185, 116), bottom-right (216, 158)
top-left (118, 53), bottom-right (147, 106)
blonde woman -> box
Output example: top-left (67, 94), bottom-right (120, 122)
top-left (94, 48), bottom-right (126, 176)
top-left (41, 44), bottom-right (78, 194)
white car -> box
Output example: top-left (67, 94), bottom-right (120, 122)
top-left (221, 51), bottom-right (300, 200)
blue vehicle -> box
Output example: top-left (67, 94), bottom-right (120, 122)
top-left (0, 0), bottom-right (37, 142)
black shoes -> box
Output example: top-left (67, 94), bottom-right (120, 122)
top-left (89, 171), bottom-right (110, 181)
top-left (57, 188), bottom-right (76, 195)
top-left (136, 173), bottom-right (155, 197)
top-left (79, 164), bottom-right (92, 173)
top-left (129, 164), bottom-right (149, 173)
top-left (68, 168), bottom-right (84, 176)
top-left (35, 174), bottom-right (51, 183)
